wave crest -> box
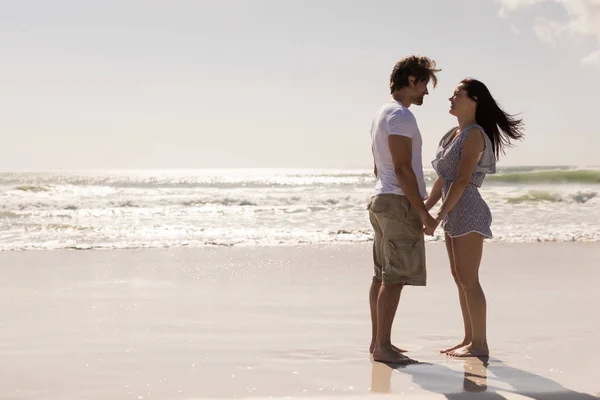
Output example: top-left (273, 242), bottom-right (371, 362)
top-left (506, 190), bottom-right (597, 204)
top-left (489, 169), bottom-right (600, 184)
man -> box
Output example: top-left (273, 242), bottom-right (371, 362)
top-left (368, 55), bottom-right (440, 364)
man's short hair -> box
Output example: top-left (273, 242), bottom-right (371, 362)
top-left (390, 55), bottom-right (441, 94)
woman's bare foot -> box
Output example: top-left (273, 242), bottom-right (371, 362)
top-left (440, 340), bottom-right (470, 354)
top-left (447, 343), bottom-right (489, 358)
top-left (370, 343), bottom-right (407, 354)
top-left (373, 346), bottom-right (418, 365)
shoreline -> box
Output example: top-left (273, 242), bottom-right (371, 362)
top-left (2, 237), bottom-right (600, 253)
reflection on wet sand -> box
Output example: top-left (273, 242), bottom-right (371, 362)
top-left (371, 357), bottom-right (599, 399)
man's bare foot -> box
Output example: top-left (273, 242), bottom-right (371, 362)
top-left (440, 340), bottom-right (470, 354)
top-left (447, 343), bottom-right (489, 358)
top-left (370, 343), bottom-right (407, 354)
top-left (391, 344), bottom-right (408, 353)
top-left (373, 347), bottom-right (418, 365)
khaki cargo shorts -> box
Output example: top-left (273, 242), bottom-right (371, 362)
top-left (367, 194), bottom-right (426, 286)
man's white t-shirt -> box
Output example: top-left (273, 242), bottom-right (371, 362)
top-left (370, 100), bottom-right (428, 199)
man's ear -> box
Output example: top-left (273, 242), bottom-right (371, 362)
top-left (408, 76), bottom-right (415, 87)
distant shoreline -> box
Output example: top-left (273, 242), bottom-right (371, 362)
top-left (0, 164), bottom-right (599, 173)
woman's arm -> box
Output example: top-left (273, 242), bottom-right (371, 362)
top-left (425, 176), bottom-right (444, 211)
top-left (435, 128), bottom-right (485, 221)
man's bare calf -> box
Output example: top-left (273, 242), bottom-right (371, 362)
top-left (369, 278), bottom-right (408, 356)
top-left (370, 280), bottom-right (414, 364)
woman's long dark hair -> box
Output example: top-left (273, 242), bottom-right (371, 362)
top-left (461, 78), bottom-right (525, 160)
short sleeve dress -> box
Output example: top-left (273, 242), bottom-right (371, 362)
top-left (431, 124), bottom-right (496, 238)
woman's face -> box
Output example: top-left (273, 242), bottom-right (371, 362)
top-left (449, 84), bottom-right (476, 117)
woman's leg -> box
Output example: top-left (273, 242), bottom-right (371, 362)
top-left (447, 232), bottom-right (489, 357)
top-left (441, 233), bottom-right (473, 353)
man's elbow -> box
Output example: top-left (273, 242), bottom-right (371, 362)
top-left (394, 163), bottom-right (413, 177)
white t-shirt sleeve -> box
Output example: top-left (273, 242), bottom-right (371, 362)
top-left (388, 110), bottom-right (418, 138)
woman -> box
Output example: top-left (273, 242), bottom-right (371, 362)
top-left (424, 78), bottom-right (524, 357)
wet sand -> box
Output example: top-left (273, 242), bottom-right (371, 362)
top-left (0, 242), bottom-right (598, 399)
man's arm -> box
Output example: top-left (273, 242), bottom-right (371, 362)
top-left (425, 176), bottom-right (444, 211)
top-left (372, 145), bottom-right (377, 177)
top-left (389, 135), bottom-right (435, 230)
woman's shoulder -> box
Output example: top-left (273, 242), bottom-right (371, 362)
top-left (459, 124), bottom-right (487, 149)
top-left (460, 124), bottom-right (488, 145)
top-left (465, 123), bottom-right (486, 136)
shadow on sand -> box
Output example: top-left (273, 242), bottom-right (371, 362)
top-left (371, 355), bottom-right (599, 399)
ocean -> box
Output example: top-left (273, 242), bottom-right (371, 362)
top-left (1, 167), bottom-right (599, 250)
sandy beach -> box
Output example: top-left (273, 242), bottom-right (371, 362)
top-left (0, 242), bottom-right (599, 399)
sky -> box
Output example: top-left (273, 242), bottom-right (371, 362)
top-left (1, 0), bottom-right (599, 170)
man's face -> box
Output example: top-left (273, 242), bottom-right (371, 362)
top-left (411, 79), bottom-right (430, 106)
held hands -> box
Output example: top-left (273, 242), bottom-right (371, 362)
top-left (419, 210), bottom-right (439, 236)
top-left (420, 210), bottom-right (445, 236)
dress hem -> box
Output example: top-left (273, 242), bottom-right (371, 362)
top-left (444, 230), bottom-right (493, 239)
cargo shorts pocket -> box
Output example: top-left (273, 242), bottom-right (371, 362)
top-left (387, 238), bottom-right (421, 276)
top-left (368, 196), bottom-right (390, 214)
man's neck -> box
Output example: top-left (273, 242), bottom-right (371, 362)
top-left (392, 91), bottom-right (411, 108)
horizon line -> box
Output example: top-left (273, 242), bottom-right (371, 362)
top-left (0, 165), bottom-right (598, 173)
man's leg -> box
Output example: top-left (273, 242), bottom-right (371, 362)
top-left (369, 276), bottom-right (381, 354)
top-left (368, 195), bottom-right (414, 363)
top-left (373, 281), bottom-right (413, 364)
top-left (368, 208), bottom-right (384, 355)
top-left (370, 277), bottom-right (409, 355)
top-left (372, 195), bottom-right (422, 364)
top-left (368, 209), bottom-right (407, 356)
